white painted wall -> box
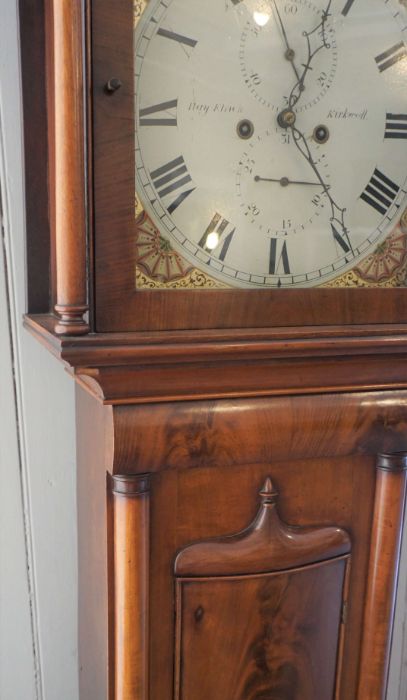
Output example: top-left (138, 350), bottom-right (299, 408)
top-left (0, 186), bottom-right (36, 700)
top-left (0, 2), bottom-right (78, 699)
top-left (0, 1), bottom-right (406, 699)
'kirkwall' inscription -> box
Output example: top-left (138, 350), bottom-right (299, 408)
top-left (327, 108), bottom-right (368, 120)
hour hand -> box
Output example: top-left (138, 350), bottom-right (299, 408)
top-left (254, 175), bottom-right (330, 188)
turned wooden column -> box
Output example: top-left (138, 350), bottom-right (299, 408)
top-left (357, 452), bottom-right (407, 700)
top-left (112, 475), bottom-right (151, 700)
top-left (50, 0), bottom-right (89, 334)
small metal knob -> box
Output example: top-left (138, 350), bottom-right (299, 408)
top-left (105, 78), bottom-right (122, 94)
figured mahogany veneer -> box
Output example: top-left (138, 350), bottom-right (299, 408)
top-left (174, 479), bottom-right (351, 700)
top-left (176, 562), bottom-right (349, 700)
top-left (73, 383), bottom-right (407, 700)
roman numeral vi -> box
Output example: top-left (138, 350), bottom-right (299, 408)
top-left (269, 239), bottom-right (290, 275)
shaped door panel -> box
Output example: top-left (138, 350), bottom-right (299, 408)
top-left (176, 559), bottom-right (347, 700)
top-left (174, 478), bottom-right (351, 700)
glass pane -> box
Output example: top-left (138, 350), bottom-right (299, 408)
top-left (134, 0), bottom-right (407, 289)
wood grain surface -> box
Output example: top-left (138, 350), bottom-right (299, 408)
top-left (147, 459), bottom-right (371, 700)
top-left (111, 391), bottom-right (407, 472)
top-left (175, 478), bottom-right (350, 576)
top-left (176, 560), bottom-right (347, 700)
top-left (49, 0), bottom-right (89, 334)
top-left (174, 479), bottom-right (350, 699)
top-left (358, 453), bottom-right (407, 700)
top-left (75, 383), bottom-right (407, 700)
top-left (23, 314), bottom-right (407, 404)
top-left (112, 476), bottom-right (150, 700)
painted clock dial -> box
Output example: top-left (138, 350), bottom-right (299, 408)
top-left (134, 0), bottom-right (407, 288)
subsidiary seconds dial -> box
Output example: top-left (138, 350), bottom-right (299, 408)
top-left (134, 0), bottom-right (407, 288)
top-left (240, 0), bottom-right (338, 113)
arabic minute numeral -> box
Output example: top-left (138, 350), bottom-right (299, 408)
top-left (317, 72), bottom-right (328, 88)
top-left (245, 203), bottom-right (260, 218)
top-left (279, 130), bottom-right (291, 144)
top-left (248, 72), bottom-right (261, 86)
top-left (240, 157), bottom-right (255, 174)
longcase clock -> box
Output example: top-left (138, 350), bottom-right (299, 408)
top-left (20, 0), bottom-right (407, 698)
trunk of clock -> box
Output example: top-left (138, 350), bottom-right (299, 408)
top-left (76, 385), bottom-right (407, 700)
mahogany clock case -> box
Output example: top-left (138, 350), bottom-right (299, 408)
top-left (77, 389), bottom-right (407, 700)
top-left (20, 0), bottom-right (407, 334)
top-left (18, 3), bottom-right (407, 700)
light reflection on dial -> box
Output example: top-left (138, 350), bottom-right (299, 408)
top-left (240, 0), bottom-right (338, 113)
top-left (134, 0), bottom-right (407, 287)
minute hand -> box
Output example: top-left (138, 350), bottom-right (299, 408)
top-left (290, 125), bottom-right (352, 252)
top-left (288, 0), bottom-right (333, 111)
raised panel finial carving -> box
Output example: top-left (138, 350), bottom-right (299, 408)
top-left (175, 477), bottom-right (351, 577)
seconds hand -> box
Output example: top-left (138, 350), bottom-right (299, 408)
top-left (272, 0), bottom-right (303, 87)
